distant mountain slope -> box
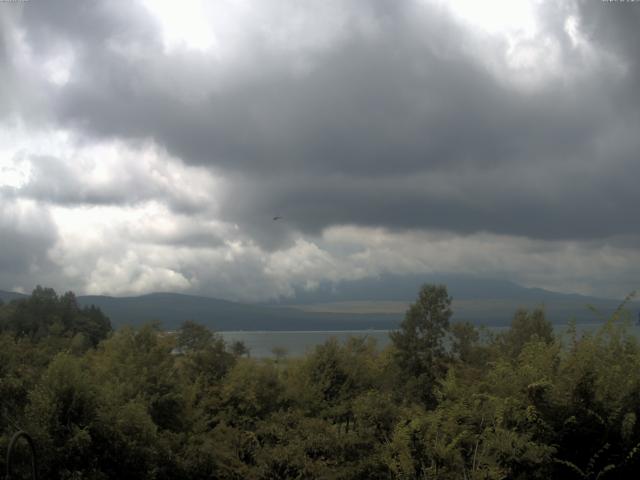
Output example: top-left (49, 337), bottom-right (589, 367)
top-left (76, 292), bottom-right (398, 331)
top-left (2, 289), bottom-right (395, 331)
top-left (75, 282), bottom-right (638, 330)
top-left (275, 273), bottom-right (612, 304)
top-left (271, 274), bottom-right (637, 326)
top-left (0, 290), bottom-right (27, 303)
top-left (2, 276), bottom-right (637, 331)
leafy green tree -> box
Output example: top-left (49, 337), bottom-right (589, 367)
top-left (497, 307), bottom-right (553, 359)
top-left (179, 421), bottom-right (255, 480)
top-left (219, 359), bottom-right (285, 429)
top-left (352, 390), bottom-right (398, 442)
top-left (390, 284), bottom-right (453, 406)
top-left (176, 320), bottom-right (213, 352)
top-left (450, 321), bottom-right (482, 363)
top-left (25, 353), bottom-right (101, 479)
top-left (299, 338), bottom-right (350, 417)
top-left (253, 411), bottom-right (337, 479)
top-left (92, 398), bottom-right (162, 480)
top-left (548, 313), bottom-right (640, 478)
top-left (293, 336), bottom-right (381, 432)
top-left (0, 287), bottom-right (111, 347)
top-left (0, 333), bottom-right (52, 438)
top-left (271, 346), bottom-right (288, 364)
top-left (230, 340), bottom-right (250, 358)
top-left (176, 320), bottom-right (235, 385)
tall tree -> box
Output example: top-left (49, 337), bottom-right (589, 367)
top-left (498, 307), bottom-right (553, 359)
top-left (390, 284), bottom-right (452, 406)
top-left (177, 320), bottom-right (214, 352)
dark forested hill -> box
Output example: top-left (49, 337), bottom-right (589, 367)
top-left (76, 292), bottom-right (398, 331)
top-left (0, 290), bottom-right (27, 303)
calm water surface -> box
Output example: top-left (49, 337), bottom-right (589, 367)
top-left (221, 323), bottom-right (640, 358)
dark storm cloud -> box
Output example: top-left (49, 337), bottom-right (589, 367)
top-left (575, 0), bottom-right (640, 128)
top-left (578, 0), bottom-right (640, 71)
top-left (19, 0), bottom-right (158, 53)
top-left (223, 163), bottom-right (640, 242)
top-left (0, 13), bottom-right (8, 64)
top-left (0, 194), bottom-right (59, 289)
top-left (49, 6), bottom-right (601, 176)
top-left (8, 0), bottom-right (640, 246)
top-left (0, 7), bottom-right (23, 119)
top-left (0, 215), bottom-right (53, 273)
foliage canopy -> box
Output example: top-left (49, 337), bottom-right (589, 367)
top-left (1, 285), bottom-right (640, 479)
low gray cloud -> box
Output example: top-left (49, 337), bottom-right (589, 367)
top-left (0, 195), bottom-right (59, 292)
top-left (578, 0), bottom-right (640, 79)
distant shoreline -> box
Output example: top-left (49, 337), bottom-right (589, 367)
top-left (218, 323), bottom-right (640, 358)
top-left (213, 321), bottom-right (632, 334)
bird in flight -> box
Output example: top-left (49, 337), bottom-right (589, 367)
top-left (273, 216), bottom-right (283, 221)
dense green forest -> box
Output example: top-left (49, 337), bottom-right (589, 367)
top-left (1, 285), bottom-right (639, 479)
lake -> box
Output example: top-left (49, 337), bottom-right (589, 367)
top-left (221, 322), bottom-right (640, 358)
top-left (221, 330), bottom-right (392, 358)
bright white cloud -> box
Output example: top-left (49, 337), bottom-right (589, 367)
top-left (42, 45), bottom-right (74, 86)
top-left (141, 0), bottom-right (218, 52)
top-left (0, 122), bottom-right (224, 212)
top-left (440, 0), bottom-right (539, 35)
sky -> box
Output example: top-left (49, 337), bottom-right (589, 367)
top-left (0, 0), bottom-right (639, 301)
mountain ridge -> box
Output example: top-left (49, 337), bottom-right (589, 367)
top-left (1, 276), bottom-right (636, 331)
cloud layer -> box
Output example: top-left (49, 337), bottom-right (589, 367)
top-left (0, 0), bottom-right (638, 300)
